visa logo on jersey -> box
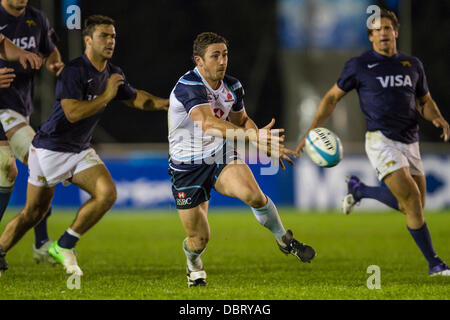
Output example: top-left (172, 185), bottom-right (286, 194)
top-left (12, 36), bottom-right (37, 50)
top-left (376, 75), bottom-right (412, 88)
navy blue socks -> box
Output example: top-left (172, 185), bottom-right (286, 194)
top-left (58, 228), bottom-right (80, 249)
top-left (356, 184), bottom-right (399, 210)
top-left (407, 223), bottom-right (443, 268)
top-left (34, 207), bottom-right (52, 249)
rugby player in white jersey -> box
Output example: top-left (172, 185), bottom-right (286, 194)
top-left (169, 32), bottom-right (316, 287)
top-left (0, 15), bottom-right (168, 276)
top-left (296, 9), bottom-right (450, 276)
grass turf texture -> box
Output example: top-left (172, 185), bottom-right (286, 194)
top-left (0, 209), bottom-right (449, 300)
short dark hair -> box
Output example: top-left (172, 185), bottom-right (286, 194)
top-left (367, 8), bottom-right (400, 35)
top-left (193, 32), bottom-right (228, 60)
top-left (82, 15), bottom-right (115, 37)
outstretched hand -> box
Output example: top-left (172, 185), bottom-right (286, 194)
top-left (432, 117), bottom-right (450, 142)
top-left (256, 118), bottom-right (296, 170)
top-left (295, 135), bottom-right (307, 157)
top-left (279, 147), bottom-right (296, 170)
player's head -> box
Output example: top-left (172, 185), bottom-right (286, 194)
top-left (193, 32), bottom-right (229, 82)
top-left (367, 8), bottom-right (399, 54)
top-left (4, 0), bottom-right (28, 11)
top-left (83, 15), bottom-right (116, 60)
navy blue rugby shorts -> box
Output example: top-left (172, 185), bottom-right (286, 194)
top-left (168, 149), bottom-right (239, 210)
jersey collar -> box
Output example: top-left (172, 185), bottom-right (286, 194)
top-left (82, 53), bottom-right (109, 74)
top-left (371, 49), bottom-right (399, 60)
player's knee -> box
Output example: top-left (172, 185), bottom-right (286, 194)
top-left (243, 189), bottom-right (266, 208)
top-left (397, 186), bottom-right (421, 205)
top-left (397, 187), bottom-right (422, 215)
top-left (0, 146), bottom-right (17, 187)
top-left (96, 185), bottom-right (117, 210)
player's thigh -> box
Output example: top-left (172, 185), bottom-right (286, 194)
top-left (383, 167), bottom-right (421, 203)
top-left (5, 122), bottom-right (28, 140)
top-left (412, 174), bottom-right (426, 209)
top-left (404, 141), bottom-right (426, 208)
top-left (178, 201), bottom-right (210, 238)
top-left (8, 124), bottom-right (35, 165)
top-left (4, 116), bottom-right (35, 165)
top-left (365, 131), bottom-right (409, 181)
top-left (214, 160), bottom-right (265, 203)
top-left (70, 164), bottom-right (117, 202)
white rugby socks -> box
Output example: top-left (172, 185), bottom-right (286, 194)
top-left (251, 196), bottom-right (286, 245)
top-left (183, 238), bottom-right (205, 272)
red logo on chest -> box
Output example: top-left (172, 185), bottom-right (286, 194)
top-left (213, 108), bottom-right (225, 118)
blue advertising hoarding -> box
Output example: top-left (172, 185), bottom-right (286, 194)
top-left (9, 153), bottom-right (295, 209)
top-left (8, 153), bottom-right (450, 210)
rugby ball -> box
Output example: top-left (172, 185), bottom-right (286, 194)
top-left (304, 128), bottom-right (343, 168)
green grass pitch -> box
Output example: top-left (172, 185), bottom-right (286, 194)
top-left (0, 209), bottom-right (449, 300)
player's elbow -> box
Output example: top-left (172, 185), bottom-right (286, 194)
top-left (63, 109), bottom-right (79, 123)
top-left (61, 101), bottom-right (80, 123)
top-left (324, 92), bottom-right (340, 106)
top-left (142, 99), bottom-right (155, 111)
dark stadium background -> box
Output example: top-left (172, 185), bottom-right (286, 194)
top-left (27, 0), bottom-right (450, 145)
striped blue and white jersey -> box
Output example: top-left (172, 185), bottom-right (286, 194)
top-left (168, 67), bottom-right (244, 164)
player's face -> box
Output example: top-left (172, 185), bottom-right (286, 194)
top-left (86, 24), bottom-right (116, 60)
top-left (6, 0), bottom-right (28, 10)
top-left (197, 43), bottom-right (228, 82)
top-left (369, 17), bottom-right (398, 53)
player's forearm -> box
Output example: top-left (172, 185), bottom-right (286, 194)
top-left (308, 95), bottom-right (338, 130)
top-left (242, 117), bottom-right (258, 131)
top-left (0, 36), bottom-right (27, 62)
top-left (131, 90), bottom-right (169, 111)
top-left (202, 115), bottom-right (257, 142)
top-left (62, 95), bottom-right (111, 123)
top-left (420, 98), bottom-right (444, 122)
top-left (45, 48), bottom-right (63, 74)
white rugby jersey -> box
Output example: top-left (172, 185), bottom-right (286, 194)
top-left (168, 67), bottom-right (245, 163)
